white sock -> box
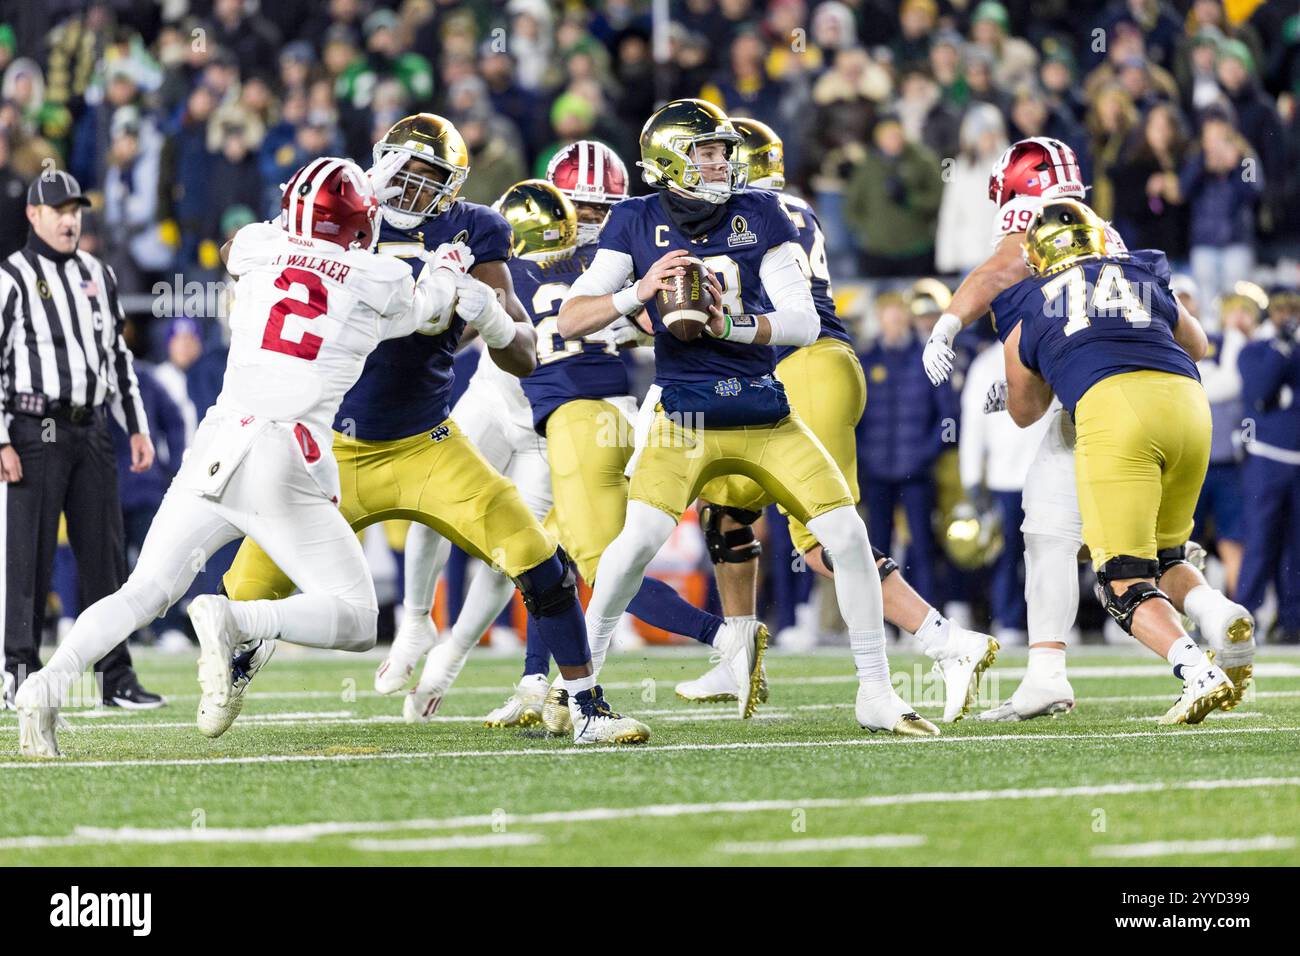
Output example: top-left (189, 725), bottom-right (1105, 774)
top-left (1025, 532), bottom-right (1080, 645)
top-left (726, 614), bottom-right (757, 624)
top-left (1025, 645), bottom-right (1067, 682)
top-left (563, 673), bottom-right (596, 696)
top-left (1181, 584), bottom-right (1232, 649)
top-left (1165, 635), bottom-right (1207, 680)
top-left (403, 524), bottom-right (452, 617)
top-left (850, 629), bottom-right (892, 695)
top-left (915, 606), bottom-right (950, 655)
top-left (585, 614), bottom-right (620, 676)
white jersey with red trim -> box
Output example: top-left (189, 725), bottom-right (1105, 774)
top-left (216, 221), bottom-right (422, 436)
top-left (991, 195), bottom-right (1128, 253)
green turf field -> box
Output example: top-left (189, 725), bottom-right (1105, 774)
top-left (1, 644), bottom-right (1298, 866)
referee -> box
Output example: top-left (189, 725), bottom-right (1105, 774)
top-left (0, 171), bottom-right (163, 709)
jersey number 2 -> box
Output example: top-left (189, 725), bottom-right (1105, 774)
top-left (262, 267), bottom-right (326, 360)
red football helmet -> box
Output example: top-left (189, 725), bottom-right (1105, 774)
top-left (280, 157), bottom-right (381, 251)
top-left (988, 137), bottom-right (1085, 208)
top-left (545, 140), bottom-right (628, 243)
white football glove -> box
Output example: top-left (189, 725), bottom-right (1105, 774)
top-left (364, 149), bottom-right (408, 203)
top-left (587, 315), bottom-right (641, 348)
top-left (426, 241), bottom-right (475, 276)
top-left (412, 264), bottom-right (459, 337)
top-left (983, 379), bottom-right (1008, 414)
top-left (923, 312), bottom-right (963, 386)
top-left (455, 273), bottom-right (515, 349)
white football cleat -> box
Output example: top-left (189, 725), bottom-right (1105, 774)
top-left (570, 686), bottom-right (650, 745)
top-left (189, 594), bottom-right (239, 715)
top-left (713, 620), bottom-right (768, 718)
top-left (928, 627), bottom-right (998, 722)
top-left (375, 612), bottom-right (438, 695)
top-left (541, 681), bottom-right (572, 735)
top-left (674, 659), bottom-right (768, 704)
top-left (402, 640), bottom-right (472, 724)
top-left (1158, 659), bottom-right (1234, 726)
top-left (978, 673), bottom-right (1075, 722)
top-left (855, 686), bottom-right (939, 737)
top-left (483, 673), bottom-right (549, 728)
top-left (1, 669), bottom-right (15, 711)
top-left (1207, 606), bottom-right (1255, 710)
top-left (15, 672), bottom-right (64, 758)
top-left (197, 639), bottom-right (276, 739)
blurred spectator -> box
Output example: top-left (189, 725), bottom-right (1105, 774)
top-left (928, 30), bottom-right (968, 108)
top-left (1039, 41), bottom-right (1085, 126)
top-left (480, 45), bottom-right (544, 165)
top-left (154, 317), bottom-right (202, 445)
top-left (844, 114), bottom-right (943, 277)
top-left (161, 84), bottom-right (217, 271)
top-left (895, 66), bottom-right (961, 161)
top-left (969, 2), bottom-right (1037, 90)
top-left (509, 0), bottom-right (556, 91)
top-left (210, 0), bottom-right (282, 78)
top-left (613, 27), bottom-right (657, 123)
top-left (960, 342), bottom-right (1048, 642)
top-left (1236, 292), bottom-right (1300, 644)
top-left (700, 29), bottom-right (788, 134)
top-left (2, 58), bottom-right (72, 158)
top-left (1174, 2), bottom-right (1265, 95)
top-left (1178, 114), bottom-right (1262, 311)
top-left (69, 57), bottom-right (145, 190)
top-left (204, 121), bottom-right (262, 267)
top-left (935, 104), bottom-right (1006, 275)
top-left (0, 131), bottom-right (27, 258)
top-left (1215, 40), bottom-right (1284, 232)
top-left (457, 104), bottom-right (527, 206)
top-left (44, 3), bottom-right (118, 109)
top-left (892, 0), bottom-right (938, 74)
top-left (102, 105), bottom-right (174, 293)
top-left (1192, 284), bottom-right (1255, 597)
top-left (1091, 2), bottom-right (1182, 71)
top-left (1110, 100), bottom-right (1189, 258)
top-left (856, 293), bottom-right (955, 603)
top-left (1084, 86), bottom-right (1138, 221)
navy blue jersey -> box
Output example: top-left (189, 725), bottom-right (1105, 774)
top-left (771, 191), bottom-right (851, 363)
top-left (991, 250), bottom-right (1199, 414)
top-left (511, 244), bottom-right (629, 433)
top-left (333, 201), bottom-right (513, 440)
top-left (598, 190), bottom-right (799, 387)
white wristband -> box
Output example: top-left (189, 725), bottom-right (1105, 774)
top-left (612, 284), bottom-right (643, 316)
top-left (722, 313), bottom-right (760, 344)
top-left (475, 299), bottom-right (517, 350)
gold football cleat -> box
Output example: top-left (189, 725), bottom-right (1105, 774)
top-left (1158, 681), bottom-right (1234, 726)
top-left (541, 684), bottom-right (573, 735)
top-left (892, 712), bottom-right (941, 737)
top-left (1219, 619), bottom-right (1256, 711)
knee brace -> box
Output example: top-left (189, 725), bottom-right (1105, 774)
top-left (871, 546), bottom-right (899, 580)
top-left (1094, 555), bottom-right (1170, 634)
top-left (698, 503), bottom-right (762, 565)
top-left (514, 547), bottom-right (578, 617)
top-left (1155, 541), bottom-right (1206, 584)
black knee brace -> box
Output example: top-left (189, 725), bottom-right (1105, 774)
top-left (699, 503), bottom-right (762, 564)
top-left (1156, 541), bottom-right (1206, 584)
top-left (1095, 555), bottom-right (1170, 634)
top-left (514, 547), bottom-right (577, 617)
top-left (871, 546), bottom-right (899, 580)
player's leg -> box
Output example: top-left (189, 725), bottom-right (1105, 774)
top-left (15, 488), bottom-right (241, 756)
top-left (981, 410), bottom-right (1081, 722)
top-left (746, 414), bottom-right (935, 735)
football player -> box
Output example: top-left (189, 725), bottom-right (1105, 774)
top-left (676, 117), bottom-right (998, 723)
top-left (920, 137), bottom-right (1253, 720)
top-left (559, 99), bottom-right (934, 736)
top-left (393, 173), bottom-right (733, 728)
top-left (999, 200), bottom-right (1235, 724)
top-left (220, 115), bottom-right (649, 745)
top-left (14, 157), bottom-right (462, 755)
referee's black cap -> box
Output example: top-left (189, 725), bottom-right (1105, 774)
top-left (27, 170), bottom-right (92, 208)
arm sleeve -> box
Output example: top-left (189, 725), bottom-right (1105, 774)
top-left (565, 248), bottom-right (636, 299)
top-left (102, 264), bottom-right (148, 437)
top-left (758, 242), bottom-right (817, 347)
top-left (0, 276), bottom-right (19, 445)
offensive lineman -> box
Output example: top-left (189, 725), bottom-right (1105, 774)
top-left (920, 137), bottom-right (1253, 719)
top-left (559, 99), bottom-right (934, 735)
top-left (676, 117), bottom-right (998, 723)
top-left (220, 115), bottom-right (648, 745)
top-left (14, 157), bottom-right (459, 755)
top-left (999, 200), bottom-right (1235, 724)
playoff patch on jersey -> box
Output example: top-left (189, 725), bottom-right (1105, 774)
top-left (726, 215), bottom-right (758, 248)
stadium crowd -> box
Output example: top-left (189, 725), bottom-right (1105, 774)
top-left (2, 0), bottom-right (1298, 651)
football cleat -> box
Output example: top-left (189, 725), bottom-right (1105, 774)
top-left (928, 628), bottom-right (998, 722)
top-left (483, 673), bottom-right (549, 728)
top-left (402, 640), bottom-right (471, 723)
top-left (375, 612), bottom-right (439, 695)
top-left (189, 594), bottom-right (239, 716)
top-left (855, 686), bottom-right (939, 737)
top-left (2, 669), bottom-right (16, 711)
top-left (1158, 660), bottom-right (1234, 726)
top-left (541, 681), bottom-right (572, 735)
top-left (403, 685), bottom-right (443, 723)
top-left (675, 658), bottom-right (769, 704)
top-left (978, 673), bottom-right (1075, 722)
top-left (1211, 609), bottom-right (1255, 710)
top-left (15, 672), bottom-right (63, 758)
top-left (197, 639), bottom-right (276, 739)
top-left (570, 686), bottom-right (650, 745)
top-left (714, 620), bottom-right (769, 718)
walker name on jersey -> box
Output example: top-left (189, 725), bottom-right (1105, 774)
top-left (271, 253), bottom-right (354, 284)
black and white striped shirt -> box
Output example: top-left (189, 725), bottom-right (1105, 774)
top-left (0, 236), bottom-right (148, 445)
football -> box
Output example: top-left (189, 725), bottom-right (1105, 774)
top-left (656, 256), bottom-right (714, 341)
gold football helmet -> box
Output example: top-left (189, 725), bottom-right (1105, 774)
top-left (1024, 199), bottom-right (1109, 275)
top-left (732, 117), bottom-right (784, 191)
top-left (372, 113), bottom-right (470, 224)
top-left (493, 180), bottom-right (578, 264)
top-left (637, 98), bottom-right (746, 204)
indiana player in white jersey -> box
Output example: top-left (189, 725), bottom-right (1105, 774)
top-left (921, 137), bottom-right (1254, 720)
top-left (14, 156), bottom-right (472, 756)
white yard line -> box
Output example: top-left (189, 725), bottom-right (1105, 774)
top-left (1092, 836), bottom-right (1298, 859)
top-left (2, 776), bottom-right (1297, 851)
top-left (349, 834), bottom-right (544, 852)
top-left (0, 725), bottom-right (1296, 772)
top-left (716, 835), bottom-right (927, 854)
